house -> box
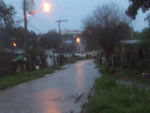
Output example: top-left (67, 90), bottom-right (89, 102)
top-left (2, 48), bottom-right (26, 72)
top-left (44, 49), bottom-right (57, 67)
top-left (12, 49), bottom-right (26, 72)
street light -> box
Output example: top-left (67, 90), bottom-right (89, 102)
top-left (76, 37), bottom-right (80, 43)
top-left (11, 41), bottom-right (17, 60)
top-left (42, 2), bottom-right (51, 12)
top-left (13, 42), bottom-right (17, 48)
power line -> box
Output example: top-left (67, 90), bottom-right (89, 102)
top-left (28, 23), bottom-right (41, 33)
top-left (28, 14), bottom-right (35, 24)
top-left (14, 15), bottom-right (41, 33)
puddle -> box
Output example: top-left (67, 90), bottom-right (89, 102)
top-left (49, 93), bottom-right (84, 103)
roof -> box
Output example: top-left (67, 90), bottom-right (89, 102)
top-left (61, 29), bottom-right (81, 35)
top-left (120, 40), bottom-right (140, 45)
top-left (0, 48), bottom-right (25, 54)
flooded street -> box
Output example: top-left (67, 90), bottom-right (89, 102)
top-left (0, 60), bottom-right (99, 113)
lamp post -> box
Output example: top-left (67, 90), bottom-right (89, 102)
top-left (23, 0), bottom-right (51, 31)
top-left (23, 0), bottom-right (28, 32)
top-left (23, 0), bottom-right (51, 71)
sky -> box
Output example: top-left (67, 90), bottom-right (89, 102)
top-left (4, 0), bottom-right (149, 34)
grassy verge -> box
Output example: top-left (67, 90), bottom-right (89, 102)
top-left (0, 66), bottom-right (60, 90)
top-left (83, 60), bottom-right (150, 113)
top-left (95, 60), bottom-right (150, 85)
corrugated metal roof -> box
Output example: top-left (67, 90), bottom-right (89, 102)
top-left (120, 40), bottom-right (140, 45)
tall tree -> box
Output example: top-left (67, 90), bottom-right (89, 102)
top-left (0, 0), bottom-right (16, 31)
top-left (126, 0), bottom-right (150, 19)
top-left (83, 3), bottom-right (130, 72)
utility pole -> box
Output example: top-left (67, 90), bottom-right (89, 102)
top-left (23, 0), bottom-right (32, 71)
top-left (56, 19), bottom-right (67, 65)
top-left (56, 19), bottom-right (68, 34)
top-left (131, 28), bottom-right (133, 40)
top-left (130, 22), bottom-right (133, 40)
top-left (23, 0), bottom-right (28, 32)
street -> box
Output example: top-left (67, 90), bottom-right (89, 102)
top-left (0, 60), bottom-right (99, 113)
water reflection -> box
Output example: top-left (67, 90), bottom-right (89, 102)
top-left (34, 88), bottom-right (63, 113)
top-left (76, 61), bottom-right (84, 95)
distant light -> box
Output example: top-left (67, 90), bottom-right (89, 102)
top-left (42, 2), bottom-right (51, 12)
top-left (13, 42), bottom-right (17, 47)
top-left (77, 37), bottom-right (80, 43)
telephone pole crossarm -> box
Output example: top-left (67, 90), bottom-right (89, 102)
top-left (56, 19), bottom-right (68, 34)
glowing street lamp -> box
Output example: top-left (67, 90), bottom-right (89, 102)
top-left (42, 2), bottom-right (51, 12)
top-left (27, 0), bottom-right (51, 15)
top-left (13, 42), bottom-right (17, 48)
top-left (76, 37), bottom-right (80, 43)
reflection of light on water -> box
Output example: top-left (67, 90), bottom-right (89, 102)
top-left (34, 88), bottom-right (63, 113)
top-left (76, 61), bottom-right (84, 95)
top-left (44, 102), bottom-right (61, 113)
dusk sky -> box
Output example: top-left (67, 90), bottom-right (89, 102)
top-left (5, 0), bottom-right (149, 34)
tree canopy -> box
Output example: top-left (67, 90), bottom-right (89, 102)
top-left (138, 28), bottom-right (150, 55)
top-left (126, 0), bottom-right (150, 19)
top-left (83, 3), bottom-right (131, 72)
top-left (0, 0), bottom-right (16, 31)
top-left (83, 3), bottom-right (130, 53)
top-left (39, 31), bottom-right (61, 50)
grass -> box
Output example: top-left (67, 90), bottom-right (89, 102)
top-left (83, 60), bottom-right (150, 113)
top-left (85, 76), bottom-right (150, 113)
top-left (95, 60), bottom-right (150, 85)
top-left (0, 66), bottom-right (60, 90)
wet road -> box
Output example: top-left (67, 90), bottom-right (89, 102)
top-left (0, 60), bottom-right (99, 113)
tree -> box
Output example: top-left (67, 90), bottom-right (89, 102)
top-left (82, 24), bottom-right (100, 51)
top-left (39, 31), bottom-right (61, 50)
top-left (134, 28), bottom-right (150, 72)
top-left (126, 0), bottom-right (150, 19)
top-left (138, 28), bottom-right (150, 56)
top-left (83, 3), bottom-right (130, 73)
top-left (0, 0), bottom-right (16, 31)
top-left (144, 13), bottom-right (150, 28)
top-left (0, 31), bottom-right (11, 48)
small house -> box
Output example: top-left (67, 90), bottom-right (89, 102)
top-left (45, 49), bottom-right (57, 67)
